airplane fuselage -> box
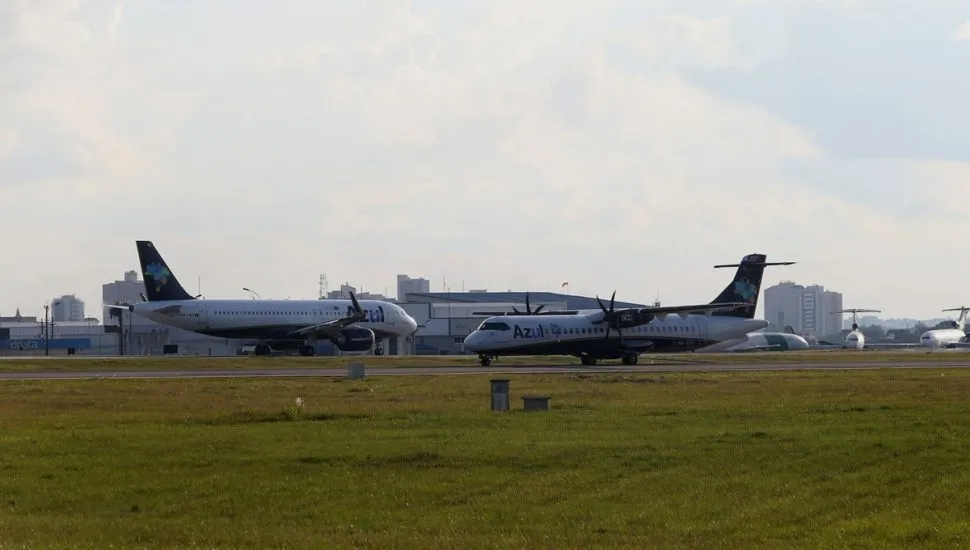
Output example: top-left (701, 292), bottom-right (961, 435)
top-left (920, 328), bottom-right (967, 348)
top-left (131, 298), bottom-right (417, 341)
top-left (845, 330), bottom-right (864, 350)
top-left (462, 311), bottom-right (767, 357)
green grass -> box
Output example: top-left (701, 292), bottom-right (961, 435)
top-left (1, 348), bottom-right (970, 372)
top-left (1, 370), bottom-right (970, 548)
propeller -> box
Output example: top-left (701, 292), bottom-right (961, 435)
top-left (595, 290), bottom-right (624, 344)
top-left (512, 292), bottom-right (545, 315)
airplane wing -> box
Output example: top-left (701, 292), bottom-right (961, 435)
top-left (864, 342), bottom-right (922, 349)
top-left (728, 345), bottom-right (786, 353)
top-left (633, 302), bottom-right (750, 319)
top-left (588, 301), bottom-right (750, 325)
top-left (288, 293), bottom-right (367, 338)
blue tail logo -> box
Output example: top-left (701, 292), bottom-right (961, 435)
top-left (145, 262), bottom-right (172, 292)
top-left (734, 279), bottom-right (757, 304)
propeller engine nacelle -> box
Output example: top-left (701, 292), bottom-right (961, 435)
top-left (331, 326), bottom-right (375, 352)
top-left (609, 310), bottom-right (654, 329)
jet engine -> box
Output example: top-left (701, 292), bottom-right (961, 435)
top-left (332, 326), bottom-right (375, 352)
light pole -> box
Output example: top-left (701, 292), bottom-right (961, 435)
top-left (43, 304), bottom-right (49, 356)
top-left (242, 287), bottom-right (262, 300)
top-left (43, 300), bottom-right (61, 356)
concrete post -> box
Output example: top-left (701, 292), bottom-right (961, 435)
top-left (522, 395), bottom-right (551, 411)
top-left (348, 363), bottom-right (366, 380)
top-left (490, 378), bottom-right (510, 411)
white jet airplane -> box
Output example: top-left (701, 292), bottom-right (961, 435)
top-left (105, 240), bottom-right (418, 356)
top-left (828, 307), bottom-right (970, 350)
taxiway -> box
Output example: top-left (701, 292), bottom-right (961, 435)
top-left (3, 360), bottom-right (970, 380)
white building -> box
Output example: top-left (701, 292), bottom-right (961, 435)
top-left (102, 270), bottom-right (147, 323)
top-left (397, 274), bottom-right (430, 302)
top-left (51, 294), bottom-right (85, 322)
top-left (325, 283), bottom-right (386, 301)
top-left (764, 281), bottom-right (844, 338)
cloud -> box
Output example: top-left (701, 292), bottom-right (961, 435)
top-left (688, 1), bottom-right (970, 165)
top-left (955, 21), bottom-right (970, 40)
top-left (1, 0), bottom-right (968, 320)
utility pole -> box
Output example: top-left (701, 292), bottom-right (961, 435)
top-left (43, 304), bottom-right (50, 356)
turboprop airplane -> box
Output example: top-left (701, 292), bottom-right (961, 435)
top-left (104, 240), bottom-right (418, 356)
top-left (462, 254), bottom-right (794, 366)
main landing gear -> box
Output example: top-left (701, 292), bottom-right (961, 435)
top-left (374, 340), bottom-right (385, 356)
top-left (298, 344), bottom-right (316, 356)
top-left (479, 354), bottom-right (491, 366)
top-left (578, 353), bottom-right (638, 366)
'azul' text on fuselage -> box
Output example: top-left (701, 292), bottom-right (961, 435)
top-left (513, 324), bottom-right (545, 339)
top-left (347, 305), bottom-right (385, 323)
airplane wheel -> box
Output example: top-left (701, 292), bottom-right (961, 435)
top-left (622, 354), bottom-right (638, 365)
top-left (298, 345), bottom-right (315, 356)
top-left (479, 355), bottom-right (491, 366)
top-left (254, 344), bottom-right (271, 356)
top-left (580, 355), bottom-right (596, 366)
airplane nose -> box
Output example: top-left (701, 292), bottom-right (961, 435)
top-left (463, 331), bottom-right (481, 352)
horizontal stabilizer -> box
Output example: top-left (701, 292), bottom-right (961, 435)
top-left (713, 261), bottom-right (796, 268)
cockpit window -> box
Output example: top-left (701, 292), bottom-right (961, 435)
top-left (479, 321), bottom-right (510, 331)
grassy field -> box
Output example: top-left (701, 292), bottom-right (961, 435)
top-left (1, 348), bottom-right (970, 372)
top-left (1, 369), bottom-right (969, 548)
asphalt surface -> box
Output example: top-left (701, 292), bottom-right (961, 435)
top-left (2, 360), bottom-right (970, 380)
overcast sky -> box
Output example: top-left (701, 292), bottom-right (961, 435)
top-left (3, 0), bottom-right (969, 321)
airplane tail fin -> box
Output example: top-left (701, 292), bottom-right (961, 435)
top-left (709, 254), bottom-right (795, 319)
top-left (942, 307), bottom-right (970, 331)
top-left (135, 240), bottom-right (196, 302)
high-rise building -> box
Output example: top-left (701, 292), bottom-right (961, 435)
top-left (397, 274), bottom-right (430, 302)
top-left (102, 270), bottom-right (153, 325)
top-left (324, 283), bottom-right (386, 301)
top-left (51, 294), bottom-right (85, 322)
top-left (764, 281), bottom-right (843, 337)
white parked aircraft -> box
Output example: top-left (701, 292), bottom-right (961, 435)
top-left (700, 325), bottom-right (810, 353)
top-left (917, 308), bottom-right (970, 348)
top-left (830, 308), bottom-right (882, 349)
top-left (105, 240), bottom-right (418, 356)
top-left (829, 307), bottom-right (970, 350)
top-left (463, 254), bottom-right (794, 365)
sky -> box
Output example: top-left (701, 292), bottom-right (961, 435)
top-left (2, 0), bottom-right (969, 322)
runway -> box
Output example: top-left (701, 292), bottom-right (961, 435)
top-left (3, 360), bottom-right (970, 380)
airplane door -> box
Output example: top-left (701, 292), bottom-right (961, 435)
top-left (195, 303), bottom-right (209, 329)
top-left (697, 320), bottom-right (708, 340)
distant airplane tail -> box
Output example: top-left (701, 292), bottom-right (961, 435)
top-left (709, 254), bottom-right (795, 319)
top-left (135, 240), bottom-right (196, 302)
top-left (942, 307), bottom-right (970, 331)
